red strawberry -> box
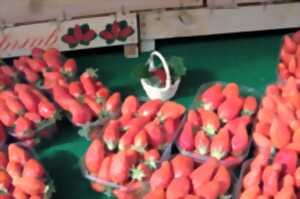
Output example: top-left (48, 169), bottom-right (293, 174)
top-left (125, 149), bottom-right (139, 168)
top-left (210, 128), bottom-right (230, 160)
top-left (98, 156), bottom-right (112, 182)
top-left (143, 188), bottom-right (165, 199)
top-left (190, 158), bottom-right (219, 193)
top-left (213, 165), bottom-right (231, 195)
top-left (31, 48), bottom-right (44, 59)
top-left (178, 122), bottom-right (194, 151)
top-left (195, 180), bottom-right (221, 199)
top-left (69, 100), bottom-right (93, 125)
top-left (163, 118), bottom-right (179, 142)
top-left (68, 81), bottom-right (84, 98)
top-left (23, 159), bottom-right (45, 178)
top-left (144, 149), bottom-right (160, 169)
top-left (12, 187), bottom-right (28, 199)
top-left (194, 130), bottom-right (210, 156)
top-left (166, 176), bottom-right (191, 199)
top-left (222, 82), bottom-right (240, 98)
top-left (103, 120), bottom-right (121, 151)
top-left (14, 176), bottom-right (45, 195)
top-left (2, 93), bottom-right (25, 115)
top-left (0, 125), bottom-right (6, 146)
top-left (123, 117), bottom-right (149, 132)
top-left (0, 170), bottom-right (12, 192)
top-left (200, 83), bottom-right (224, 111)
top-left (14, 85), bottom-right (39, 113)
top-left (22, 67), bottom-right (40, 83)
top-left (38, 100), bottom-right (56, 119)
top-left (0, 99), bottom-right (16, 127)
top-left (274, 148), bottom-right (297, 175)
top-left (105, 92), bottom-right (121, 114)
top-left (121, 95), bottom-right (139, 118)
top-left (262, 163), bottom-right (281, 197)
top-left (27, 58), bottom-right (46, 72)
top-left (223, 115), bottom-right (250, 133)
top-left (138, 99), bottom-right (162, 118)
top-left (14, 117), bottom-right (33, 138)
top-left (63, 58), bottom-right (77, 75)
top-left (292, 30), bottom-right (300, 44)
top-left (43, 48), bottom-right (62, 70)
top-left (266, 84), bottom-right (280, 96)
top-left (6, 161), bottom-right (22, 179)
top-left (242, 96), bottom-right (257, 116)
top-left (109, 152), bottom-right (130, 184)
top-left (283, 35), bottom-right (297, 53)
top-left (96, 87), bottom-right (110, 102)
top-left (80, 69), bottom-right (97, 97)
top-left (270, 116), bottom-right (291, 149)
top-left (217, 96), bottom-right (243, 123)
top-left (150, 161), bottom-right (173, 189)
top-left (157, 101), bottom-right (185, 122)
top-left (84, 139), bottom-right (105, 174)
top-left (171, 155), bottom-right (194, 178)
top-left (0, 151), bottom-right (8, 169)
top-left (133, 130), bottom-right (148, 153)
top-left (145, 122), bottom-right (165, 149)
top-left (84, 96), bottom-right (103, 117)
top-left (231, 125), bottom-right (249, 156)
top-left (131, 163), bottom-right (151, 181)
top-left (198, 108), bottom-right (220, 136)
top-left (118, 128), bottom-right (139, 151)
top-left (8, 144), bottom-right (30, 165)
top-left (24, 112), bottom-right (41, 124)
top-left (187, 109), bottom-right (201, 126)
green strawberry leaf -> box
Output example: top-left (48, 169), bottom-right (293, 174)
top-left (67, 28), bottom-right (74, 35)
top-left (119, 20), bottom-right (128, 29)
top-left (117, 36), bottom-right (127, 42)
top-left (80, 40), bottom-right (90, 46)
top-left (80, 23), bottom-right (90, 34)
top-left (68, 43), bottom-right (78, 49)
top-left (106, 39), bottom-right (115, 45)
top-left (105, 24), bottom-right (112, 32)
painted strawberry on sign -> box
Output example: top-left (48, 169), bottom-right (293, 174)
top-left (99, 20), bottom-right (135, 44)
top-left (62, 24), bottom-right (97, 48)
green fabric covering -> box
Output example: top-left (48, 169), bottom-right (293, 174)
top-left (34, 29), bottom-right (295, 199)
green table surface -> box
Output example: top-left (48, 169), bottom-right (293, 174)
top-left (30, 29), bottom-right (296, 199)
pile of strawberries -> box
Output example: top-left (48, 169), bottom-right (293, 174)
top-left (0, 143), bottom-right (53, 199)
top-left (52, 70), bottom-right (113, 127)
top-left (278, 31), bottom-right (300, 81)
top-left (0, 83), bottom-right (59, 148)
top-left (12, 48), bottom-right (77, 90)
top-left (178, 82), bottom-right (257, 166)
top-left (240, 148), bottom-right (300, 199)
top-left (0, 65), bottom-right (19, 91)
top-left (143, 155), bottom-right (232, 199)
top-left (83, 98), bottom-right (186, 198)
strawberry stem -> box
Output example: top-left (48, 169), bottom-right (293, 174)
top-left (210, 150), bottom-right (226, 160)
top-left (196, 146), bottom-right (208, 156)
top-left (203, 124), bottom-right (216, 137)
top-left (106, 140), bottom-right (117, 151)
top-left (241, 109), bottom-right (254, 116)
top-left (144, 159), bottom-right (157, 170)
top-left (130, 167), bottom-right (145, 181)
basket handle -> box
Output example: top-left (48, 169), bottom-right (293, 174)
top-left (147, 51), bottom-right (171, 91)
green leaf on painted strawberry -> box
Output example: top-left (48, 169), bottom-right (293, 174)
top-left (80, 24), bottom-right (90, 34)
top-left (68, 43), bottom-right (78, 49)
top-left (67, 28), bottom-right (74, 35)
top-left (106, 39), bottom-right (115, 45)
top-left (119, 20), bottom-right (128, 29)
top-left (105, 24), bottom-right (113, 32)
top-left (117, 37), bottom-right (127, 42)
top-left (80, 40), bottom-right (90, 46)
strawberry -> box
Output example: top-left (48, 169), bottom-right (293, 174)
top-left (103, 120), bottom-right (121, 151)
top-left (14, 176), bottom-right (45, 195)
top-left (138, 99), bottom-right (162, 118)
top-left (0, 125), bottom-right (6, 146)
top-left (231, 125), bottom-right (249, 156)
top-left (125, 149), bottom-right (139, 168)
top-left (24, 112), bottom-right (41, 124)
top-left (27, 58), bottom-right (46, 72)
top-left (121, 95), bottom-right (139, 118)
top-left (196, 180), bottom-right (221, 199)
top-left (213, 165), bottom-right (231, 195)
top-left (274, 148), bottom-right (297, 175)
top-left (22, 67), bottom-right (40, 83)
top-left (98, 156), bottom-right (112, 182)
top-left (266, 84), bottom-right (280, 96)
top-left (262, 163), bottom-right (281, 197)
top-left (80, 69), bottom-right (97, 97)
top-left (166, 176), bottom-right (191, 199)
top-left (250, 151), bottom-right (270, 170)
top-left (210, 128), bottom-right (230, 160)
top-left (14, 85), bottom-right (39, 113)
top-left (283, 35), bottom-right (297, 53)
top-left (184, 195), bottom-right (201, 199)
top-left (112, 189), bottom-right (135, 199)
top-left (253, 132), bottom-right (272, 153)
top-left (68, 81), bottom-right (84, 98)
top-left (8, 144), bottom-right (29, 165)
top-left (0, 170), bottom-right (12, 192)
top-left (270, 116), bottom-right (291, 149)
top-left (90, 182), bottom-right (105, 193)
top-left (242, 96), bottom-right (257, 116)
top-left (2, 92), bottom-right (25, 115)
top-left (143, 188), bottom-right (165, 199)
top-left (83, 96), bottom-right (103, 117)
top-left (145, 122), bottom-right (165, 149)
top-left (109, 152), bottom-right (130, 184)
top-left (187, 109), bottom-right (201, 126)
top-left (163, 118), bottom-right (179, 142)
top-left (63, 58), bottom-right (77, 75)
top-left (190, 158), bottom-right (219, 193)
top-left (131, 163), bottom-right (151, 181)
top-left (0, 151), bottom-right (8, 169)
top-left (29, 195), bottom-right (42, 199)
top-left (144, 149), bottom-right (160, 169)
top-left (23, 159), bottom-right (45, 178)
top-left (198, 109), bottom-right (220, 136)
top-left (223, 115), bottom-right (250, 133)
top-left (240, 186), bottom-right (260, 199)
top-left (122, 117), bottom-right (149, 132)
top-left (14, 117), bottom-right (33, 139)
top-left (6, 161), bottom-right (22, 179)
top-left (43, 49), bottom-right (62, 71)
top-left (157, 101), bottom-right (185, 122)
top-left (68, 100), bottom-right (93, 125)
top-left (0, 99), bottom-right (17, 127)
top-left (133, 130), bottom-right (148, 153)
top-left (12, 187), bottom-right (28, 199)
top-left (150, 161), bottom-right (173, 189)
top-left (171, 155), bottom-right (194, 178)
top-left (105, 92), bottom-right (121, 114)
top-left (38, 100), bottom-right (56, 119)
top-left (292, 30), bottom-right (300, 43)
top-left (96, 87), bottom-right (110, 102)
top-left (199, 83), bottom-right (223, 111)
top-left (243, 167), bottom-right (262, 189)
top-left (84, 139), bottom-right (105, 174)
top-left (31, 47), bottom-right (44, 59)
top-left (118, 128), bottom-right (138, 151)
top-left (254, 122), bottom-right (270, 137)
top-left (217, 96), bottom-right (243, 122)
top-left (222, 82), bottom-right (240, 98)
top-left (194, 130), bottom-right (210, 156)
top-left (178, 122), bottom-right (195, 151)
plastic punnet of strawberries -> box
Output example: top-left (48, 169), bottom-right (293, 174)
top-left (82, 98), bottom-right (186, 198)
top-left (278, 30), bottom-right (300, 82)
top-left (177, 82), bottom-right (258, 167)
top-left (0, 83), bottom-right (59, 148)
top-left (0, 143), bottom-right (54, 199)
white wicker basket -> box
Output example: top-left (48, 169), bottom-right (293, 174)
top-left (141, 51), bottom-right (181, 101)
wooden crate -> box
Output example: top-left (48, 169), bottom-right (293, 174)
top-left (140, 1), bottom-right (300, 51)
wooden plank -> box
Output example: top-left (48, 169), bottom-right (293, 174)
top-left (0, 14), bottom-right (138, 58)
top-left (0, 0), bottom-right (203, 25)
top-left (124, 44), bottom-right (139, 58)
top-left (140, 2), bottom-right (300, 40)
